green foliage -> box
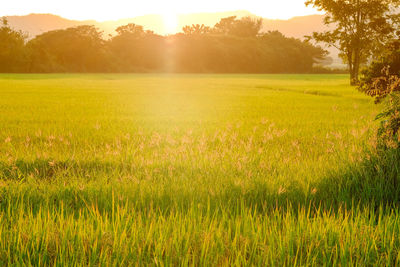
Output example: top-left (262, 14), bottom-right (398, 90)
top-left (182, 24), bottom-right (212, 35)
top-left (213, 16), bottom-right (262, 38)
top-left (0, 16), bottom-right (326, 73)
top-left (165, 30), bottom-right (326, 73)
top-left (2, 74), bottom-right (399, 265)
top-left (359, 43), bottom-right (400, 88)
top-left (306, 0), bottom-right (400, 85)
top-left (360, 66), bottom-right (400, 149)
top-left (27, 25), bottom-right (110, 72)
top-left (108, 24), bottom-right (165, 72)
top-left (0, 18), bottom-right (28, 72)
top-left (375, 93), bottom-right (400, 148)
top-left (359, 43), bottom-right (400, 149)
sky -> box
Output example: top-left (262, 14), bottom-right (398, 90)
top-left (0, 0), bottom-right (322, 21)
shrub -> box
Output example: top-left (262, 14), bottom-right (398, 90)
top-left (360, 66), bottom-right (400, 149)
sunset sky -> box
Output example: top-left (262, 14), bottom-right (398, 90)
top-left (1, 0), bottom-right (322, 21)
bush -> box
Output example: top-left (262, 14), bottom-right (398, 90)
top-left (360, 66), bottom-right (400, 149)
top-left (358, 41), bottom-right (400, 149)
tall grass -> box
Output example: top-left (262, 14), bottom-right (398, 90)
top-left (0, 74), bottom-right (399, 265)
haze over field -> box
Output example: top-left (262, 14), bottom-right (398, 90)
top-left (4, 12), bottom-right (341, 64)
top-left (0, 0), bottom-right (322, 21)
top-left (5, 12), bottom-right (327, 38)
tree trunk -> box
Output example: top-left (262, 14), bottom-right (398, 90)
top-left (348, 50), bottom-right (360, 86)
top-left (352, 48), bottom-right (361, 85)
top-left (352, 1), bottom-right (361, 86)
top-left (347, 52), bottom-right (357, 86)
top-left (350, 70), bottom-right (358, 86)
top-left (350, 66), bottom-right (360, 86)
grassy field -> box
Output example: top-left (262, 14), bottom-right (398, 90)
top-left (0, 74), bottom-right (400, 265)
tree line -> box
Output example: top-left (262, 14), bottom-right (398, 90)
top-left (0, 16), bottom-right (327, 73)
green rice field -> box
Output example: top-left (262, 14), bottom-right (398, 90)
top-left (0, 74), bottom-right (399, 265)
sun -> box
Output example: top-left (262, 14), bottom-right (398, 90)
top-left (162, 12), bottom-right (179, 35)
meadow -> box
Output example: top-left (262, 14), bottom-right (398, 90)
top-left (0, 74), bottom-right (399, 265)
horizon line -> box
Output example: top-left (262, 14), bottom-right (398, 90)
top-left (2, 10), bottom-right (325, 23)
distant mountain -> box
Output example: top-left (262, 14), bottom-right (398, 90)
top-left (4, 12), bottom-right (342, 65)
top-left (263, 15), bottom-right (328, 39)
top-left (5, 14), bottom-right (96, 37)
top-left (5, 12), bottom-right (327, 38)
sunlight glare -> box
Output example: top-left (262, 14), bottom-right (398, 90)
top-left (162, 12), bottom-right (179, 35)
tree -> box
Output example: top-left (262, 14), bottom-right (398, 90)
top-left (27, 25), bottom-right (108, 72)
top-left (213, 16), bottom-right (263, 38)
top-left (358, 42), bottom-right (400, 148)
top-left (0, 17), bottom-right (327, 74)
top-left (182, 24), bottom-right (211, 35)
top-left (259, 31), bottom-right (327, 73)
top-left (305, 0), bottom-right (400, 85)
top-left (0, 18), bottom-right (28, 72)
top-left (359, 40), bottom-right (400, 97)
top-left (108, 23), bottom-right (164, 72)
top-left (115, 23), bottom-right (155, 36)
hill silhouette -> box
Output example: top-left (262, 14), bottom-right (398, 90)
top-left (5, 11), bottom-right (327, 37)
